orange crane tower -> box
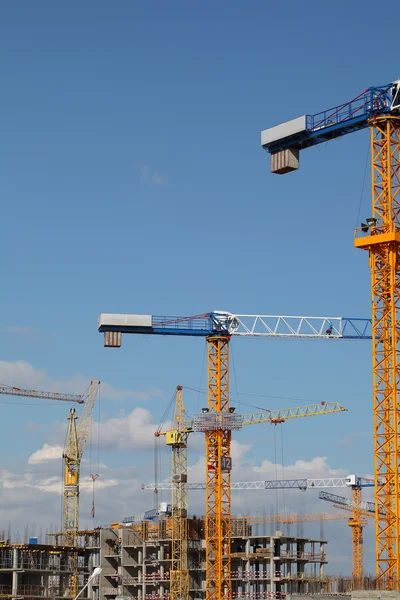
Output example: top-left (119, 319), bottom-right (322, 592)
top-left (155, 387), bottom-right (347, 600)
top-left (98, 311), bottom-right (370, 600)
top-left (319, 489), bottom-right (376, 589)
top-left (261, 80), bottom-right (400, 589)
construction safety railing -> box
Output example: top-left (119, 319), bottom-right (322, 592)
top-left (231, 593), bottom-right (286, 599)
top-left (0, 586), bottom-right (65, 598)
top-left (231, 570), bottom-right (282, 579)
top-left (123, 573), bottom-right (171, 584)
top-left (103, 587), bottom-right (118, 596)
top-left (279, 551), bottom-right (327, 561)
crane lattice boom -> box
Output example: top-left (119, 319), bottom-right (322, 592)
top-left (98, 312), bottom-right (371, 341)
top-left (141, 475), bottom-right (373, 491)
top-left (0, 384), bottom-right (83, 403)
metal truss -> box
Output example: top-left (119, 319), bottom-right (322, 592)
top-left (227, 314), bottom-right (371, 339)
top-left (142, 476), bottom-right (374, 492)
top-left (99, 312), bottom-right (372, 339)
top-left (0, 384), bottom-right (83, 403)
top-left (205, 336), bottom-right (231, 600)
top-left (319, 491), bottom-right (375, 514)
top-left (355, 115), bottom-right (400, 588)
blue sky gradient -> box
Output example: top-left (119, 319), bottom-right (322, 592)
top-left (1, 0), bottom-right (399, 574)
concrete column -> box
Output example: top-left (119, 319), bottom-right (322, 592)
top-left (269, 537), bottom-right (274, 595)
top-left (245, 558), bottom-right (251, 594)
top-left (142, 542), bottom-right (146, 600)
top-left (320, 542), bottom-right (325, 577)
top-left (244, 538), bottom-right (251, 596)
top-left (12, 548), bottom-right (18, 599)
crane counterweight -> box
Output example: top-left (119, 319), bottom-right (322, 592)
top-left (261, 81), bottom-right (400, 174)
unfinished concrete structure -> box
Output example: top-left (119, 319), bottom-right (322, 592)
top-left (0, 541), bottom-right (77, 599)
top-left (89, 517), bottom-right (329, 600)
top-left (0, 532), bottom-right (100, 600)
top-left (0, 520), bottom-right (331, 600)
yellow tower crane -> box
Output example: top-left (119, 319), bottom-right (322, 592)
top-left (63, 380), bottom-right (100, 547)
top-left (155, 385), bottom-right (347, 600)
top-left (155, 386), bottom-right (191, 600)
top-left (0, 380), bottom-right (99, 597)
top-left (261, 80), bottom-right (400, 589)
top-left (319, 489), bottom-right (377, 590)
top-left (63, 381), bottom-right (100, 598)
top-left (98, 312), bottom-right (370, 600)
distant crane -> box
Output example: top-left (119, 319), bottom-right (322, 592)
top-left (319, 490), bottom-right (376, 590)
top-left (0, 383), bottom-right (83, 404)
top-left (63, 381), bottom-right (100, 547)
top-left (143, 474), bottom-right (374, 590)
top-left (261, 80), bottom-right (400, 589)
top-left (0, 380), bottom-right (100, 598)
top-left (154, 386), bottom-right (347, 600)
top-left (155, 386), bottom-right (191, 600)
top-left (98, 310), bottom-right (371, 600)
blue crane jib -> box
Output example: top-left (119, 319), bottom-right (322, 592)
top-left (98, 312), bottom-right (372, 346)
top-left (261, 81), bottom-right (400, 173)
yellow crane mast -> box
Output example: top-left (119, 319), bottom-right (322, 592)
top-left (0, 381), bottom-right (88, 597)
top-left (155, 386), bottom-right (192, 600)
top-left (156, 385), bottom-right (347, 600)
top-left (261, 80), bottom-right (400, 588)
top-left (63, 381), bottom-right (100, 599)
top-left (63, 380), bottom-right (100, 547)
top-left (319, 489), bottom-right (376, 590)
top-left (354, 117), bottom-right (400, 588)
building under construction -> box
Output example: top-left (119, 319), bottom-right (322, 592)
top-left (0, 518), bottom-right (333, 600)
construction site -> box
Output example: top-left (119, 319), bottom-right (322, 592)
top-left (2, 11), bottom-right (400, 600)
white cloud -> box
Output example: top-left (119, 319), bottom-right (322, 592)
top-left (131, 161), bottom-right (168, 186)
top-left (0, 441), bottom-right (375, 575)
top-left (28, 444), bottom-right (64, 465)
top-left (92, 407), bottom-right (170, 451)
top-left (0, 360), bottom-right (161, 402)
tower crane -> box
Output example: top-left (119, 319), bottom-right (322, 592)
top-left (98, 310), bottom-right (370, 600)
top-left (159, 386), bottom-right (190, 600)
top-left (319, 490), bottom-right (376, 590)
top-left (261, 80), bottom-right (400, 589)
top-left (63, 380), bottom-right (100, 547)
top-left (154, 386), bottom-right (347, 600)
top-left (0, 380), bottom-right (99, 596)
top-left (155, 386), bottom-right (191, 600)
top-left (0, 383), bottom-right (83, 403)
top-left (63, 381), bottom-right (100, 598)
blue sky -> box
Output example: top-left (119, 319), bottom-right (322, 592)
top-left (0, 0), bottom-right (398, 575)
